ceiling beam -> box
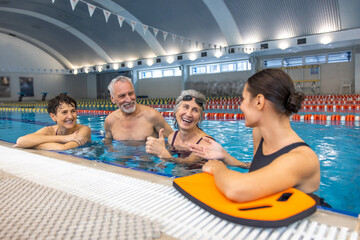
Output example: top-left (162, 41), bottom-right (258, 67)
top-left (92, 0), bottom-right (166, 56)
top-left (0, 28), bottom-right (73, 69)
top-left (0, 7), bottom-right (113, 65)
top-left (203, 0), bottom-right (242, 46)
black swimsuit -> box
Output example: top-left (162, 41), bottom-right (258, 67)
top-left (169, 130), bottom-right (214, 158)
top-left (249, 138), bottom-right (331, 208)
top-left (249, 138), bottom-right (309, 172)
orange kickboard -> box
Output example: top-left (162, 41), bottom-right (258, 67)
top-left (173, 172), bottom-right (316, 228)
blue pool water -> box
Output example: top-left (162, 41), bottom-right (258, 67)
top-left (0, 111), bottom-right (359, 215)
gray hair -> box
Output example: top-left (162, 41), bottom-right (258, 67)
top-left (108, 76), bottom-right (133, 96)
top-left (173, 89), bottom-right (206, 129)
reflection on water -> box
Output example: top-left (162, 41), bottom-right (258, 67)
top-left (1, 112), bottom-right (359, 214)
top-left (65, 140), bottom-right (204, 177)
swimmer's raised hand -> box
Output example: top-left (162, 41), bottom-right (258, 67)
top-left (189, 137), bottom-right (226, 160)
top-left (146, 129), bottom-right (171, 159)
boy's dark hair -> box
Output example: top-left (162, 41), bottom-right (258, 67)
top-left (47, 93), bottom-right (77, 114)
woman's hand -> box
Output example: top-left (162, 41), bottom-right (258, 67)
top-left (202, 159), bottom-right (227, 175)
top-left (146, 129), bottom-right (171, 158)
top-left (62, 131), bottom-right (87, 146)
top-left (189, 137), bottom-right (226, 160)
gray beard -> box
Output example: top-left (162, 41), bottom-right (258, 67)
top-left (120, 103), bottom-right (136, 113)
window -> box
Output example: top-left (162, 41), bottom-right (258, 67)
top-left (141, 71), bottom-right (152, 79)
top-left (163, 69), bottom-right (174, 77)
top-left (221, 63), bottom-right (236, 72)
top-left (207, 64), bottom-right (220, 73)
top-left (152, 70), bottom-right (162, 78)
top-left (190, 59), bottom-right (250, 75)
top-left (262, 50), bottom-right (351, 68)
top-left (174, 68), bottom-right (182, 76)
top-left (191, 66), bottom-right (206, 75)
top-left (283, 57), bottom-right (302, 67)
top-left (305, 55), bottom-right (326, 64)
top-left (328, 51), bottom-right (351, 63)
top-left (264, 59), bottom-right (282, 68)
top-left (237, 61), bottom-right (250, 71)
top-left (138, 67), bottom-right (182, 79)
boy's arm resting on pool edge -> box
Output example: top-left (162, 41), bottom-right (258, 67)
top-left (14, 125), bottom-right (91, 150)
top-left (189, 137), bottom-right (250, 169)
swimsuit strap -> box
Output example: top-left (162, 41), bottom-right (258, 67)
top-left (172, 131), bottom-right (215, 146)
top-left (196, 136), bottom-right (215, 145)
top-left (257, 138), bottom-right (309, 156)
top-left (249, 138), bottom-right (310, 172)
top-left (171, 130), bottom-right (179, 147)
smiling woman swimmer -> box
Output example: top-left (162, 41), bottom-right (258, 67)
top-left (15, 93), bottom-right (91, 150)
top-left (190, 69), bottom-right (325, 205)
top-left (146, 90), bottom-right (215, 167)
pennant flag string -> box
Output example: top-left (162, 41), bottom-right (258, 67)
top-left (143, 25), bottom-right (148, 35)
top-left (118, 16), bottom-right (125, 28)
top-left (131, 20), bottom-right (136, 32)
top-left (103, 9), bottom-right (111, 23)
top-left (70, 0), bottom-right (79, 11)
top-left (87, 3), bottom-right (96, 17)
top-left (56, 0), bottom-right (217, 50)
top-left (163, 31), bottom-right (168, 41)
top-left (153, 28), bottom-right (159, 37)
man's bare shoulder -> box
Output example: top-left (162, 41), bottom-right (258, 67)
top-left (105, 109), bottom-right (120, 122)
top-left (137, 104), bottom-right (161, 118)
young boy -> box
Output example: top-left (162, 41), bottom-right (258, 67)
top-left (15, 93), bottom-right (91, 150)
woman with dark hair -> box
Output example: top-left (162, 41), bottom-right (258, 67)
top-left (15, 93), bottom-right (91, 150)
top-left (190, 69), bottom-right (321, 203)
top-left (145, 89), bottom-right (214, 165)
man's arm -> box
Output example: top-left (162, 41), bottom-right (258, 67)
top-left (150, 109), bottom-right (173, 137)
top-left (103, 115), bottom-right (114, 145)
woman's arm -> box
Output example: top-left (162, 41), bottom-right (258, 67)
top-left (146, 128), bottom-right (172, 158)
top-left (146, 129), bottom-right (205, 165)
top-left (202, 147), bottom-right (319, 202)
top-left (189, 137), bottom-right (250, 168)
top-left (15, 125), bottom-right (91, 150)
top-left (15, 127), bottom-right (61, 148)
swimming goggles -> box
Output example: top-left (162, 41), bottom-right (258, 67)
top-left (183, 95), bottom-right (205, 107)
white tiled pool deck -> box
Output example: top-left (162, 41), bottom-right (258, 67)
top-left (0, 141), bottom-right (359, 240)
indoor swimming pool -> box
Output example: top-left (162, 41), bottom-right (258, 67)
top-left (0, 111), bottom-right (359, 216)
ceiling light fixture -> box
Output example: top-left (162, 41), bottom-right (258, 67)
top-left (167, 56), bottom-right (175, 64)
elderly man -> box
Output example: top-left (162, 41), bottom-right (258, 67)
top-left (104, 76), bottom-right (173, 141)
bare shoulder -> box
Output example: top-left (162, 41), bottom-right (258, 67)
top-left (76, 124), bottom-right (91, 132)
top-left (140, 104), bottom-right (158, 114)
top-left (167, 131), bottom-right (175, 144)
top-left (104, 110), bottom-right (118, 124)
top-left (35, 126), bottom-right (55, 135)
top-left (274, 145), bottom-right (319, 176)
top-left (139, 104), bottom-right (162, 119)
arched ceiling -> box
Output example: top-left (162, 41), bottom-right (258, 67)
top-left (0, 0), bottom-right (359, 70)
